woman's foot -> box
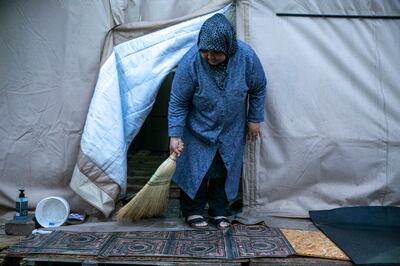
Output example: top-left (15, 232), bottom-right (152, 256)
top-left (186, 215), bottom-right (208, 229)
top-left (209, 216), bottom-right (230, 229)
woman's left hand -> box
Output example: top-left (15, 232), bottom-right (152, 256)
top-left (247, 122), bottom-right (261, 141)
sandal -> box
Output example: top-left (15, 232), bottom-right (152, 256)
top-left (186, 215), bottom-right (208, 229)
top-left (209, 216), bottom-right (231, 230)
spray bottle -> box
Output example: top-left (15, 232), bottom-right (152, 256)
top-left (15, 189), bottom-right (28, 220)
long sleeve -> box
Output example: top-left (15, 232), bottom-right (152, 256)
top-left (168, 57), bottom-right (196, 137)
top-left (247, 53), bottom-right (267, 122)
top-left (171, 41), bottom-right (263, 201)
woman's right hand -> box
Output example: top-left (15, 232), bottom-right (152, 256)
top-left (169, 137), bottom-right (184, 157)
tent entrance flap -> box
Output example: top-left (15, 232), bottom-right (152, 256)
top-left (70, 5), bottom-right (232, 217)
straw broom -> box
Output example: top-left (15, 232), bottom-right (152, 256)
top-left (117, 146), bottom-right (182, 221)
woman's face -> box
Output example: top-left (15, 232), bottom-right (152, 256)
top-left (200, 50), bottom-right (226, 65)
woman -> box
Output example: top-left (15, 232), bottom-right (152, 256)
top-left (168, 13), bottom-right (266, 229)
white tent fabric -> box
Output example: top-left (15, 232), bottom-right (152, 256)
top-left (0, 0), bottom-right (113, 217)
top-left (237, 0), bottom-right (400, 218)
top-left (0, 0), bottom-right (231, 218)
top-left (102, 0), bottom-right (234, 63)
top-left (70, 5), bottom-right (232, 217)
top-left (1, 0), bottom-right (399, 220)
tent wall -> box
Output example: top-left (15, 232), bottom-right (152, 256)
top-left (0, 0), bottom-right (113, 217)
top-left (0, 0), bottom-right (231, 217)
top-left (238, 0), bottom-right (400, 218)
top-left (1, 0), bottom-right (399, 219)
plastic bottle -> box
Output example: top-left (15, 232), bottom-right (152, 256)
top-left (15, 189), bottom-right (28, 220)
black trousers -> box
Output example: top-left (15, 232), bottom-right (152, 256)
top-left (180, 152), bottom-right (228, 218)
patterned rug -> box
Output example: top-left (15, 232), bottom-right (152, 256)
top-left (5, 224), bottom-right (294, 259)
top-left (5, 232), bottom-right (113, 256)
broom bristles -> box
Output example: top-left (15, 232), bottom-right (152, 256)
top-left (116, 182), bottom-right (171, 221)
top-left (116, 151), bottom-right (179, 221)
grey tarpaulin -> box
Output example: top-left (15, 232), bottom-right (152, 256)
top-left (237, 0), bottom-right (400, 219)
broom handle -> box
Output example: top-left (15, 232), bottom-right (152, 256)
top-left (169, 152), bottom-right (178, 161)
top-left (169, 143), bottom-right (183, 161)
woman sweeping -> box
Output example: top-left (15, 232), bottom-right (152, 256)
top-left (168, 13), bottom-right (266, 229)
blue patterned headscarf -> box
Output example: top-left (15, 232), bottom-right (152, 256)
top-left (198, 13), bottom-right (237, 56)
top-left (197, 14), bottom-right (237, 89)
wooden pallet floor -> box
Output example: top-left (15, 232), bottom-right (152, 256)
top-left (2, 252), bottom-right (352, 266)
top-left (14, 256), bottom-right (351, 266)
top-left (0, 150), bottom-right (353, 265)
top-left (0, 217), bottom-right (25, 266)
top-left (0, 217), bottom-right (353, 265)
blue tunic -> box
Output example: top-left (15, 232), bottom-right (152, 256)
top-left (168, 40), bottom-right (266, 201)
